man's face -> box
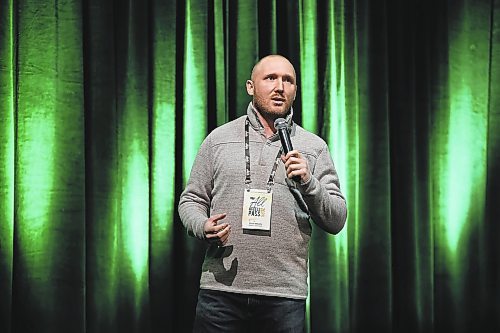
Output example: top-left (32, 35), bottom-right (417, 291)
top-left (246, 56), bottom-right (297, 119)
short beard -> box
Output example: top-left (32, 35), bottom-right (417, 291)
top-left (252, 97), bottom-right (292, 120)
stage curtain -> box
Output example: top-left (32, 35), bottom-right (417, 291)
top-left (0, 0), bottom-right (499, 332)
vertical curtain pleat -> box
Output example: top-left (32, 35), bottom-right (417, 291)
top-left (309, 0), bottom-right (352, 332)
top-left (299, 0), bottom-right (318, 133)
top-left (149, 0), bottom-right (177, 331)
top-left (84, 0), bottom-right (120, 331)
top-left (11, 0), bottom-right (85, 331)
top-left (212, 0), bottom-right (228, 126)
top-left (179, 0), bottom-right (209, 329)
top-left (115, 0), bottom-right (151, 330)
top-left (0, 0), bottom-right (15, 332)
top-left (485, 0), bottom-right (500, 328)
top-left (431, 0), bottom-right (491, 331)
top-left (352, 1), bottom-right (393, 330)
top-left (386, 0), bottom-right (434, 330)
top-left (228, 0), bottom-right (258, 119)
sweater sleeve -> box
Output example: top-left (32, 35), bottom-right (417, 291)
top-left (178, 135), bottom-right (213, 240)
top-left (297, 144), bottom-right (347, 234)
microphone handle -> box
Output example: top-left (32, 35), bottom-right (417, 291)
top-left (278, 128), bottom-right (294, 154)
top-left (278, 128), bottom-right (301, 183)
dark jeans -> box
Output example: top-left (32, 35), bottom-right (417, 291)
top-left (193, 289), bottom-right (305, 333)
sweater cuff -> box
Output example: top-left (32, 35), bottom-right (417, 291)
top-left (190, 216), bottom-right (208, 240)
top-left (297, 174), bottom-right (319, 195)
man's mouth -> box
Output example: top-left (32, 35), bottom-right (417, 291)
top-left (271, 96), bottom-right (285, 105)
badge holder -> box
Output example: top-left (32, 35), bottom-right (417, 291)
top-left (242, 118), bottom-right (281, 236)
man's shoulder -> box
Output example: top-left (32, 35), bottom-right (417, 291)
top-left (206, 115), bottom-right (247, 145)
top-left (294, 124), bottom-right (328, 148)
top-left (292, 124), bottom-right (331, 160)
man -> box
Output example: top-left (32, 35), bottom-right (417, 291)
top-left (179, 55), bottom-right (347, 332)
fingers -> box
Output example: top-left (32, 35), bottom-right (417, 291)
top-left (219, 226), bottom-right (231, 245)
top-left (205, 213), bottom-right (227, 231)
top-left (282, 150), bottom-right (300, 160)
top-left (281, 150), bottom-right (310, 182)
top-left (205, 223), bottom-right (231, 238)
top-left (211, 213), bottom-right (227, 223)
top-left (282, 150), bottom-right (303, 168)
top-left (286, 166), bottom-right (307, 179)
top-left (208, 222), bottom-right (229, 234)
top-left (284, 159), bottom-right (308, 171)
top-left (204, 213), bottom-right (231, 246)
top-left (206, 224), bottom-right (231, 246)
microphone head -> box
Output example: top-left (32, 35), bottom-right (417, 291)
top-left (274, 118), bottom-right (287, 130)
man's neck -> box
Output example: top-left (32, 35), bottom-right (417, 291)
top-left (254, 110), bottom-right (276, 138)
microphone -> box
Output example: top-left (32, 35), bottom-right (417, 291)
top-left (274, 118), bottom-right (293, 154)
top-left (274, 118), bottom-right (301, 182)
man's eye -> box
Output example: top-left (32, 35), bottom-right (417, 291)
top-left (266, 77), bottom-right (275, 80)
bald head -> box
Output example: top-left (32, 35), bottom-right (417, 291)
top-left (250, 55), bottom-right (296, 82)
top-left (246, 54), bottom-right (298, 121)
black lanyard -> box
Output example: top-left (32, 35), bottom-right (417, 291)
top-left (245, 117), bottom-right (283, 191)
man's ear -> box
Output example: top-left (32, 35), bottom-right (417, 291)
top-left (246, 80), bottom-right (254, 96)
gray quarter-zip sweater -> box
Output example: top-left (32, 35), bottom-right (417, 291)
top-left (179, 103), bottom-right (347, 299)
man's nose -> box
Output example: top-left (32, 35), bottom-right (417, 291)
top-left (275, 78), bottom-right (284, 92)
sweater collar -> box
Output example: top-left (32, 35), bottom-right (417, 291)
top-left (246, 102), bottom-right (295, 139)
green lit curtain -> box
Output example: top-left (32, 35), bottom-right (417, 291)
top-left (1, 0), bottom-right (499, 332)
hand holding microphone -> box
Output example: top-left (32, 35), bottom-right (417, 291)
top-left (274, 118), bottom-right (311, 184)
